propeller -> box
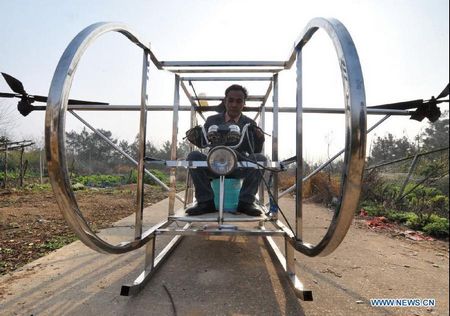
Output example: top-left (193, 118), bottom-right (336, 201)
top-left (1, 72), bottom-right (109, 116)
top-left (367, 84), bottom-right (449, 122)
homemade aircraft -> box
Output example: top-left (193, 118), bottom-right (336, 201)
top-left (1, 17), bottom-right (448, 300)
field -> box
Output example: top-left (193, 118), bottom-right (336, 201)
top-left (0, 184), bottom-right (167, 275)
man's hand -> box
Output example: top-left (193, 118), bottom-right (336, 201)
top-left (251, 125), bottom-right (265, 139)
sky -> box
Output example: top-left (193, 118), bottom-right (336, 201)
top-left (0, 0), bottom-right (448, 162)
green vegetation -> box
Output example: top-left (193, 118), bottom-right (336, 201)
top-left (70, 170), bottom-right (169, 189)
top-left (361, 177), bottom-right (449, 238)
top-left (40, 235), bottom-right (78, 251)
top-left (360, 112), bottom-right (449, 238)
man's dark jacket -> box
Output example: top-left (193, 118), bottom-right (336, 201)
top-left (204, 113), bottom-right (264, 154)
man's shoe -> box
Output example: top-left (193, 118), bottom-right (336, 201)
top-left (237, 201), bottom-right (262, 216)
top-left (186, 200), bottom-right (217, 216)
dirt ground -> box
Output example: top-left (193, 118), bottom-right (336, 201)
top-left (0, 185), bottom-right (167, 275)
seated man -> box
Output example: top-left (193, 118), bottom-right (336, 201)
top-left (186, 84), bottom-right (266, 216)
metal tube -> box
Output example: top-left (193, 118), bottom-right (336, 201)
top-left (135, 50), bottom-right (150, 240)
top-left (295, 51), bottom-right (303, 240)
top-left (167, 68), bottom-right (283, 74)
top-left (179, 80), bottom-right (207, 122)
top-left (160, 61), bottom-right (286, 67)
top-left (181, 76), bottom-right (272, 81)
top-left (272, 74), bottom-right (279, 219)
top-left (37, 104), bottom-right (416, 115)
top-left (258, 95), bottom-right (267, 204)
top-left (219, 175), bottom-right (225, 225)
top-left (193, 95), bottom-right (265, 101)
top-left (168, 75), bottom-right (180, 216)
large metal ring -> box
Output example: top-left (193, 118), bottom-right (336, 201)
top-left (292, 18), bottom-right (367, 256)
top-left (45, 22), bottom-right (152, 254)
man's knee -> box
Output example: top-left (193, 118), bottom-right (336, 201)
top-left (253, 153), bottom-right (267, 162)
top-left (187, 150), bottom-right (205, 161)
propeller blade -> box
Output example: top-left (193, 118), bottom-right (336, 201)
top-left (436, 83), bottom-right (449, 99)
top-left (368, 99), bottom-right (424, 110)
top-left (67, 99), bottom-right (109, 105)
top-left (0, 92), bottom-right (18, 98)
top-left (28, 94), bottom-right (108, 105)
top-left (1, 72), bottom-right (27, 95)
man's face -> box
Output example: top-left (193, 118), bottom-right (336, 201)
top-left (225, 90), bottom-right (245, 119)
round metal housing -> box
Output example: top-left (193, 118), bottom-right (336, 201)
top-left (207, 146), bottom-right (238, 175)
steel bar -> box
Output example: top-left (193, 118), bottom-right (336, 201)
top-left (192, 95), bottom-right (266, 101)
top-left (168, 75), bottom-right (181, 216)
top-left (44, 22), bottom-right (181, 254)
top-left (295, 50), bottom-right (304, 240)
top-left (120, 226), bottom-right (188, 296)
top-left (160, 61), bottom-right (286, 67)
top-left (135, 49), bottom-right (150, 239)
top-left (253, 80), bottom-right (273, 122)
top-left (156, 227), bottom-right (285, 236)
top-left (167, 68), bottom-right (283, 74)
top-left (69, 111), bottom-right (184, 202)
top-left (282, 17), bottom-right (367, 257)
top-left (263, 235), bottom-right (313, 300)
top-left (179, 80), bottom-right (207, 122)
top-left (272, 74), bottom-right (280, 219)
top-left (163, 160), bottom-right (279, 168)
top-left (35, 104), bottom-right (420, 115)
top-left (180, 76), bottom-right (272, 81)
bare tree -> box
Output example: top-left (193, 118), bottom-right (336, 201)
top-left (0, 100), bottom-right (16, 139)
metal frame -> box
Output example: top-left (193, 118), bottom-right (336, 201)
top-left (44, 18), bottom-right (425, 300)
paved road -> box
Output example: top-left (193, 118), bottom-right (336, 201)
top-left (0, 196), bottom-right (448, 315)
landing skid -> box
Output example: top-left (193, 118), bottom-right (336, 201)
top-left (120, 219), bottom-right (313, 301)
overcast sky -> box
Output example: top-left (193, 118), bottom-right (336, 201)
top-left (0, 0), bottom-right (448, 161)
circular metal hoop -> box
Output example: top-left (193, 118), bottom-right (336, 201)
top-left (45, 22), bottom-right (151, 254)
top-left (292, 18), bottom-right (367, 256)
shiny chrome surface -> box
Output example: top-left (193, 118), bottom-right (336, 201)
top-left (45, 22), bottom-right (157, 253)
top-left (263, 235), bottom-right (313, 300)
top-left (291, 17), bottom-right (366, 256)
top-left (46, 18), bottom-right (367, 260)
top-left (120, 232), bottom-right (186, 296)
top-left (156, 228), bottom-right (285, 236)
top-left (161, 61), bottom-right (286, 67)
top-left (41, 104), bottom-right (412, 114)
top-left (168, 75), bottom-right (180, 216)
top-left (295, 50), bottom-right (304, 239)
top-left (135, 50), bottom-right (150, 239)
top-left (181, 76), bottom-right (272, 81)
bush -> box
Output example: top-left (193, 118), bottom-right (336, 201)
top-left (73, 174), bottom-right (123, 187)
top-left (387, 211), bottom-right (417, 224)
top-left (423, 217), bottom-right (449, 237)
top-left (360, 201), bottom-right (385, 216)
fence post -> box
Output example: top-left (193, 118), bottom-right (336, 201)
top-left (3, 142), bottom-right (7, 189)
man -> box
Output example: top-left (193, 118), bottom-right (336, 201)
top-left (186, 84), bottom-right (266, 216)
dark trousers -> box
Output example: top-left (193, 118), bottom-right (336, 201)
top-left (187, 150), bottom-right (267, 203)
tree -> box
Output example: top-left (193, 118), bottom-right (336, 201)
top-left (0, 101), bottom-right (16, 140)
top-left (369, 133), bottom-right (416, 165)
top-left (420, 110), bottom-right (449, 151)
top-left (65, 127), bottom-right (119, 173)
